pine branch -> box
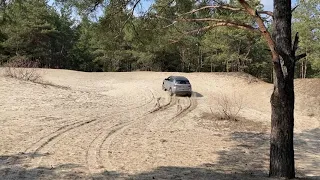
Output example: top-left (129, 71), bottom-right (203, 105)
top-left (291, 5), bottom-right (299, 13)
top-left (187, 22), bottom-right (259, 34)
top-left (238, 0), bottom-right (278, 62)
top-left (292, 32), bottom-right (299, 53)
top-left (178, 5), bottom-right (273, 17)
top-left (169, 22), bottom-right (258, 44)
top-left (295, 53), bottom-right (307, 62)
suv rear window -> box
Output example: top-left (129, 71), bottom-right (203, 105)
top-left (176, 80), bottom-right (190, 84)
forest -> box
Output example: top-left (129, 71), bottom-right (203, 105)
top-left (0, 0), bottom-right (319, 81)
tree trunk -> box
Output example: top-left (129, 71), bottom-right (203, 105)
top-left (304, 52), bottom-right (307, 78)
top-left (237, 41), bottom-right (241, 72)
top-left (225, 59), bottom-right (229, 72)
top-left (300, 60), bottom-right (303, 78)
top-left (270, 69), bottom-right (295, 178)
top-left (269, 0), bottom-right (295, 178)
top-left (180, 47), bottom-right (186, 72)
top-left (300, 52), bottom-right (307, 79)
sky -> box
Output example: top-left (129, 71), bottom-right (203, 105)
top-left (261, 0), bottom-right (298, 11)
top-left (47, 0), bottom-right (299, 20)
top-left (261, 0), bottom-right (273, 11)
top-left (136, 0), bottom-right (299, 12)
top-left (129, 0), bottom-right (300, 15)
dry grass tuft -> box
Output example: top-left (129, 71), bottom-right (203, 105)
top-left (2, 56), bottom-right (70, 89)
top-left (213, 92), bottom-right (244, 121)
top-left (3, 56), bottom-right (42, 82)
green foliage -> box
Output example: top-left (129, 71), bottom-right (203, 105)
top-left (293, 0), bottom-right (320, 78)
top-left (0, 0), bottom-right (318, 80)
top-left (1, 0), bottom-right (75, 68)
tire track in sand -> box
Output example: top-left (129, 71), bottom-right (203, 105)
top-left (23, 87), bottom-right (156, 157)
top-left (85, 106), bottom-right (155, 175)
top-left (173, 95), bottom-right (198, 120)
top-left (149, 94), bottom-right (177, 113)
top-left (84, 87), bottom-right (158, 175)
top-left (94, 96), bottom-right (188, 173)
top-left (85, 93), bottom-right (197, 174)
top-left (24, 118), bottom-right (98, 156)
top-left (86, 91), bottom-right (179, 174)
top-left (14, 86), bottom-right (157, 177)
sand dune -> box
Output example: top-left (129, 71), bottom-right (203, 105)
top-left (0, 69), bottom-right (319, 179)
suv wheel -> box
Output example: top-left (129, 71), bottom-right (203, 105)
top-left (169, 88), bottom-right (173, 96)
top-left (162, 84), bottom-right (166, 91)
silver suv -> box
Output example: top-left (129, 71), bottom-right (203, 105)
top-left (162, 76), bottom-right (192, 96)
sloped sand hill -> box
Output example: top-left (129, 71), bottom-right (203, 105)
top-left (0, 69), bottom-right (319, 179)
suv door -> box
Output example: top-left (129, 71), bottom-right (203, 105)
top-left (164, 76), bottom-right (171, 90)
top-left (168, 77), bottom-right (174, 90)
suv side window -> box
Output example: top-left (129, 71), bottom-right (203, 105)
top-left (176, 80), bottom-right (189, 84)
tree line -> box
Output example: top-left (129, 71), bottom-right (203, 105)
top-left (1, 0), bottom-right (319, 178)
top-left (0, 0), bottom-right (319, 81)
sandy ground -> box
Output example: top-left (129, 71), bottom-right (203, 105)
top-left (0, 69), bottom-right (319, 180)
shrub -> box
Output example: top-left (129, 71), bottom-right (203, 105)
top-left (3, 56), bottom-right (41, 82)
top-left (215, 92), bottom-right (244, 121)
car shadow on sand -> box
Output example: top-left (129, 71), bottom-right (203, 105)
top-left (192, 91), bottom-right (203, 97)
top-left (174, 91), bottom-right (203, 98)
